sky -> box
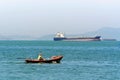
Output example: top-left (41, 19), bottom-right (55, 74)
top-left (0, 0), bottom-right (120, 37)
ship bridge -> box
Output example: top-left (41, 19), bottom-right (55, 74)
top-left (55, 32), bottom-right (65, 38)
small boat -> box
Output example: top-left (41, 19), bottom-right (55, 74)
top-left (25, 55), bottom-right (63, 63)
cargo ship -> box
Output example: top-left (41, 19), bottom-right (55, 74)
top-left (53, 32), bottom-right (101, 41)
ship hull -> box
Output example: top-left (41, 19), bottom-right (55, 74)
top-left (54, 36), bottom-right (101, 41)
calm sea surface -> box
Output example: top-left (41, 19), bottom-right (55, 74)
top-left (0, 41), bottom-right (120, 80)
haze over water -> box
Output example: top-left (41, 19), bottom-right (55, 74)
top-left (0, 41), bottom-right (120, 80)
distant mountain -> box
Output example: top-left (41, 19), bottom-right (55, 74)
top-left (39, 27), bottom-right (120, 41)
top-left (82, 27), bottom-right (120, 40)
top-left (0, 27), bottom-right (119, 40)
top-left (37, 34), bottom-right (54, 40)
top-left (0, 35), bottom-right (37, 40)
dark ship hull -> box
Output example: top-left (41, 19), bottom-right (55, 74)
top-left (54, 36), bottom-right (101, 41)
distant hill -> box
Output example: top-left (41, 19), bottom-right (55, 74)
top-left (82, 27), bottom-right (120, 40)
top-left (37, 34), bottom-right (54, 40)
top-left (0, 35), bottom-right (37, 40)
top-left (39, 27), bottom-right (120, 41)
top-left (0, 27), bottom-right (119, 40)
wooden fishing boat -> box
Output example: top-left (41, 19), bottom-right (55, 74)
top-left (25, 55), bottom-right (63, 63)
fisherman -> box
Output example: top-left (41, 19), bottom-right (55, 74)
top-left (37, 54), bottom-right (44, 60)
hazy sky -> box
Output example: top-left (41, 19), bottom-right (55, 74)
top-left (0, 0), bottom-right (120, 37)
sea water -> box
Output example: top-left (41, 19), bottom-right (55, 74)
top-left (0, 41), bottom-right (120, 80)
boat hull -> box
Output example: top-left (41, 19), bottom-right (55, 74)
top-left (25, 56), bottom-right (63, 63)
top-left (54, 36), bottom-right (101, 41)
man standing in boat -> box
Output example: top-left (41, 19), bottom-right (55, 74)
top-left (37, 54), bottom-right (44, 60)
